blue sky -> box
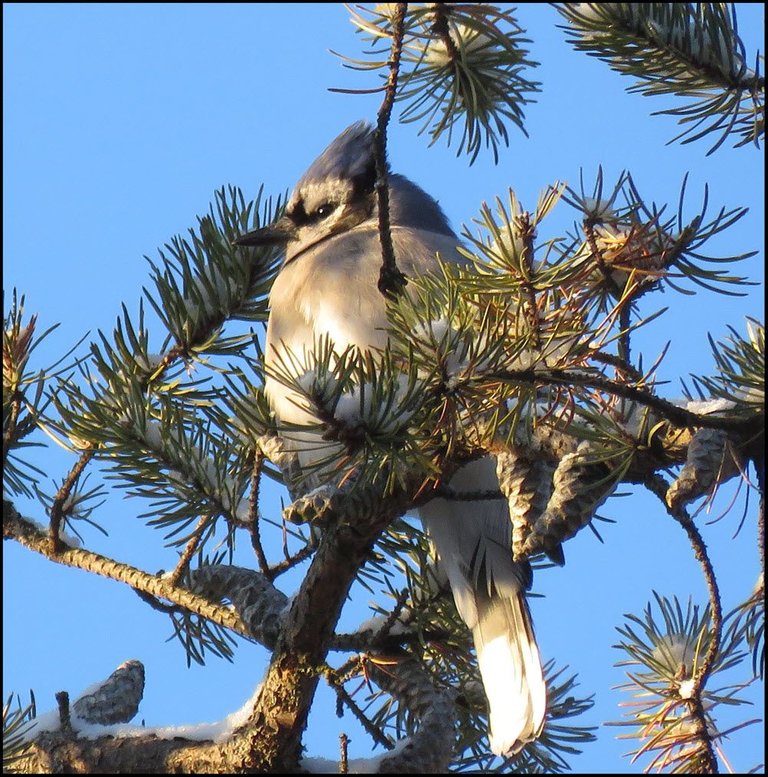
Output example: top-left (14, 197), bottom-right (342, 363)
top-left (3, 3), bottom-right (764, 773)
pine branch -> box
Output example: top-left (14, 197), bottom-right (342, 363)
top-left (340, 3), bottom-right (541, 163)
top-left (3, 501), bottom-right (253, 642)
top-left (610, 588), bottom-right (754, 773)
top-left (646, 475), bottom-right (721, 772)
top-left (365, 651), bottom-right (457, 772)
top-left (3, 691), bottom-right (37, 773)
top-left (557, 3), bottom-right (765, 154)
top-left (484, 366), bottom-right (760, 433)
top-left (227, 472), bottom-right (423, 770)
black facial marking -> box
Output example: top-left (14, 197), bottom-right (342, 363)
top-left (289, 199), bottom-right (338, 227)
top-left (288, 200), bottom-right (308, 225)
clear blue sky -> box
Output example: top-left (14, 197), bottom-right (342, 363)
top-left (3, 4), bottom-right (764, 773)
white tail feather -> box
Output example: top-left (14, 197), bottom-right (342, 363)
top-left (474, 597), bottom-right (546, 756)
top-left (420, 457), bottom-right (547, 755)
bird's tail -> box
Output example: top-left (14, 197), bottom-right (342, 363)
top-left (418, 457), bottom-right (547, 757)
top-left (473, 592), bottom-right (546, 757)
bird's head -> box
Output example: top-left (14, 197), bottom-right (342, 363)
top-left (234, 121), bottom-right (377, 264)
top-left (234, 120), bottom-right (454, 262)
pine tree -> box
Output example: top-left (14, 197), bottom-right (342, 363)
top-left (4, 3), bottom-right (763, 773)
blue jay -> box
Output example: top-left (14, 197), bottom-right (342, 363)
top-left (235, 121), bottom-right (546, 756)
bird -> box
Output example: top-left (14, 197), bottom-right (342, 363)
top-left (234, 120), bottom-right (546, 757)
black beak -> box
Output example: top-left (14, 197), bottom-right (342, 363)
top-left (233, 215), bottom-right (296, 247)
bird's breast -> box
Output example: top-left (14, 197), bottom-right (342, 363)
top-left (264, 225), bottom-right (466, 427)
top-left (269, 228), bottom-right (391, 354)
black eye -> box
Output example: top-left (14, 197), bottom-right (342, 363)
top-left (312, 202), bottom-right (335, 220)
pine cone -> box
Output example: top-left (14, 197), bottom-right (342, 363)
top-left (666, 428), bottom-right (738, 510)
top-left (495, 447), bottom-right (555, 561)
top-left (521, 441), bottom-right (616, 560)
top-left (72, 660), bottom-right (145, 725)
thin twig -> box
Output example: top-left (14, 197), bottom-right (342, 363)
top-left (754, 452), bottom-right (765, 585)
top-left (133, 587), bottom-right (183, 614)
top-left (49, 448), bottom-right (94, 553)
top-left (2, 391), bottom-right (23, 469)
top-left (247, 449), bottom-right (271, 577)
top-left (583, 218), bottom-right (622, 299)
top-left (375, 2), bottom-right (408, 300)
top-left (687, 695), bottom-right (720, 774)
top-left (433, 486), bottom-right (505, 501)
top-left (484, 367), bottom-right (759, 433)
top-left (618, 303), bottom-right (632, 366)
top-left (324, 665), bottom-right (394, 750)
top-left (375, 588), bottom-right (411, 643)
top-left (646, 474), bottom-right (721, 773)
top-left (268, 542), bottom-right (316, 577)
top-left (430, 3), bottom-right (460, 60)
top-left (339, 733), bottom-right (350, 774)
top-left (647, 474), bottom-right (723, 682)
top-left (333, 656), bottom-right (364, 684)
top-left (518, 211), bottom-right (542, 348)
top-left (166, 514), bottom-right (211, 588)
top-left (592, 351), bottom-right (643, 383)
top-left (142, 343), bottom-right (187, 389)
